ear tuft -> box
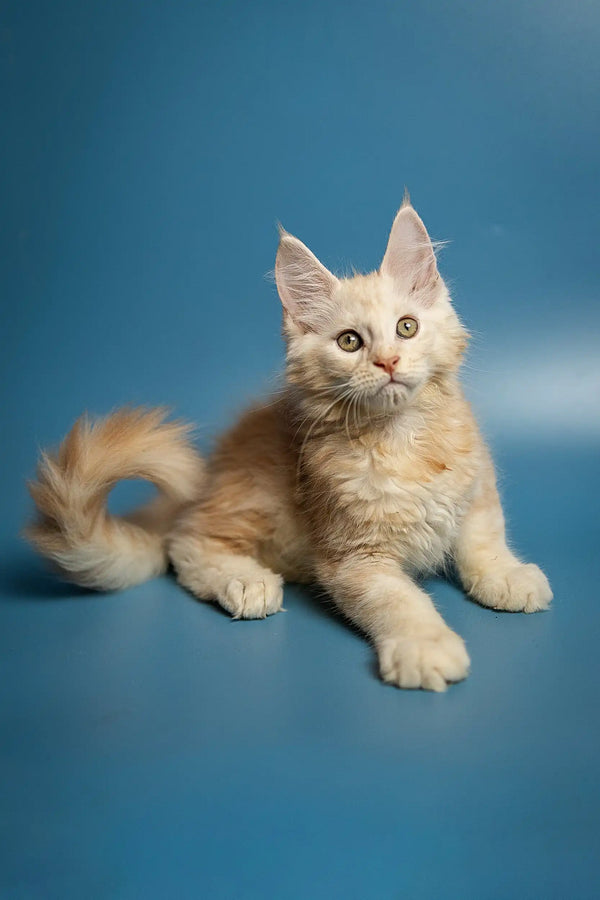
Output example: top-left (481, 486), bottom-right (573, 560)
top-left (275, 232), bottom-right (339, 332)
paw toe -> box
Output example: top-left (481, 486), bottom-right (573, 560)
top-left (421, 668), bottom-right (448, 693)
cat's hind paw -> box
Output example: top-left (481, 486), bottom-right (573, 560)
top-left (220, 572), bottom-right (284, 620)
top-left (470, 562), bottom-right (552, 613)
top-left (377, 628), bottom-right (470, 692)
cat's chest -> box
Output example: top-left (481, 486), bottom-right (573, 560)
top-left (330, 438), bottom-right (477, 567)
top-left (342, 444), bottom-right (467, 514)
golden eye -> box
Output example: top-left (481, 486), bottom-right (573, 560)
top-left (336, 331), bottom-right (363, 352)
top-left (396, 316), bottom-right (419, 339)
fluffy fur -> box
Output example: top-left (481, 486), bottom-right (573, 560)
top-left (26, 408), bottom-right (204, 589)
top-left (26, 200), bottom-right (552, 690)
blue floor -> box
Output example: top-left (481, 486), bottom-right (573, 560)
top-left (2, 1), bottom-right (600, 896)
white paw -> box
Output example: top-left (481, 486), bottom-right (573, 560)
top-left (471, 563), bottom-right (552, 613)
top-left (377, 627), bottom-right (470, 692)
top-left (219, 572), bottom-right (284, 620)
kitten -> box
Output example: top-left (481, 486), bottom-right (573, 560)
top-left (26, 198), bottom-right (552, 691)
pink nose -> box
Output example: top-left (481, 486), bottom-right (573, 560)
top-left (373, 355), bottom-right (400, 376)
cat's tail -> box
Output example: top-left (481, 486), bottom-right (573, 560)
top-left (25, 407), bottom-right (205, 591)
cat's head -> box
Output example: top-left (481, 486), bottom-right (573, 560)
top-left (275, 198), bottom-right (467, 418)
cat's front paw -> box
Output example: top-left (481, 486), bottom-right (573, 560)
top-left (220, 572), bottom-right (284, 619)
top-left (470, 562), bottom-right (552, 613)
top-left (377, 627), bottom-right (470, 692)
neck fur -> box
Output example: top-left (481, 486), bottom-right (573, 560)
top-left (284, 371), bottom-right (459, 446)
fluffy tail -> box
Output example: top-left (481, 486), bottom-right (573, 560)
top-left (25, 407), bottom-right (205, 590)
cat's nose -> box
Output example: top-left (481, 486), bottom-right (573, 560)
top-left (373, 355), bottom-right (400, 376)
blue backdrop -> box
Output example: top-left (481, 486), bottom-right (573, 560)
top-left (2, 1), bottom-right (599, 897)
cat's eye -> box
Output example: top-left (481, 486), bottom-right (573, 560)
top-left (336, 331), bottom-right (363, 352)
top-left (396, 316), bottom-right (419, 339)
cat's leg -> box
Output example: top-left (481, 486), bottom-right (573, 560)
top-left (319, 558), bottom-right (470, 691)
top-left (454, 456), bottom-right (552, 613)
top-left (168, 530), bottom-right (284, 619)
top-left (166, 400), bottom-right (311, 619)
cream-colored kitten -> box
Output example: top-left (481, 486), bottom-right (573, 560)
top-left (26, 198), bottom-right (552, 691)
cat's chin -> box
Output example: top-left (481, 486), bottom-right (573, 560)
top-left (368, 379), bottom-right (416, 412)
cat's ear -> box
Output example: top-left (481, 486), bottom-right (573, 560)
top-left (275, 229), bottom-right (340, 332)
top-left (380, 199), bottom-right (441, 304)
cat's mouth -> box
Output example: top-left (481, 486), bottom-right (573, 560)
top-left (377, 377), bottom-right (412, 394)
